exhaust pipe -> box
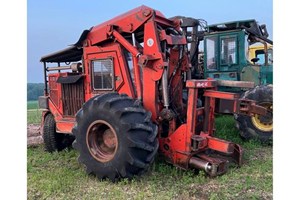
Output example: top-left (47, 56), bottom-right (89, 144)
top-left (189, 156), bottom-right (229, 177)
top-left (46, 63), bottom-right (82, 72)
top-left (189, 157), bottom-right (212, 173)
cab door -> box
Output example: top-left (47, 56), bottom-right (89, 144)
top-left (83, 44), bottom-right (135, 101)
top-left (204, 33), bottom-right (239, 81)
top-left (87, 51), bottom-right (115, 96)
top-left (204, 36), bottom-right (218, 77)
top-left (217, 34), bottom-right (239, 81)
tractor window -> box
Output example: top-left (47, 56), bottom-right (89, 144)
top-left (221, 37), bottom-right (237, 65)
top-left (255, 49), bottom-right (273, 65)
top-left (206, 37), bottom-right (217, 70)
top-left (268, 49), bottom-right (273, 64)
top-left (124, 50), bottom-right (135, 83)
top-left (255, 50), bottom-right (265, 65)
top-left (92, 59), bottom-right (113, 90)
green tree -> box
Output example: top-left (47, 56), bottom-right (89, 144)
top-left (27, 83), bottom-right (44, 101)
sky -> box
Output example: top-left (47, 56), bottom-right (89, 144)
top-left (27, 0), bottom-right (273, 83)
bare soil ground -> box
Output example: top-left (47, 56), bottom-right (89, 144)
top-left (27, 124), bottom-right (43, 146)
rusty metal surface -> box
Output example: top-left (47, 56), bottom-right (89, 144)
top-left (55, 120), bottom-right (76, 133)
top-left (197, 154), bottom-right (229, 177)
top-left (216, 80), bottom-right (255, 88)
top-left (186, 79), bottom-right (217, 88)
top-left (238, 99), bottom-right (267, 116)
top-left (232, 144), bottom-right (243, 166)
top-left (48, 75), bottom-right (60, 109)
top-left (61, 80), bottom-right (84, 116)
top-left (86, 120), bottom-right (118, 163)
top-left (189, 157), bottom-right (211, 172)
top-left (204, 90), bottom-right (240, 100)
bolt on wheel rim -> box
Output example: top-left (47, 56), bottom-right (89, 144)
top-left (86, 120), bottom-right (118, 162)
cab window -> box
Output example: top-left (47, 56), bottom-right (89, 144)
top-left (220, 37), bottom-right (237, 65)
top-left (255, 50), bottom-right (265, 65)
top-left (255, 49), bottom-right (273, 65)
top-left (206, 37), bottom-right (217, 70)
top-left (92, 59), bottom-right (113, 90)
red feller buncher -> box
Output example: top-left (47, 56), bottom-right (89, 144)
top-left (39, 6), bottom-right (266, 181)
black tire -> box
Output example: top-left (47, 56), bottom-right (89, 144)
top-left (235, 85), bottom-right (273, 143)
top-left (43, 114), bottom-right (75, 152)
top-left (72, 93), bottom-right (158, 181)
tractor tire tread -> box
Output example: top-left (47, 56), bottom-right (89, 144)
top-left (235, 85), bottom-right (273, 143)
top-left (72, 93), bottom-right (158, 182)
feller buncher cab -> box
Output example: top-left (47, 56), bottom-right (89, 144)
top-left (178, 17), bottom-right (273, 143)
top-left (39, 6), bottom-right (266, 181)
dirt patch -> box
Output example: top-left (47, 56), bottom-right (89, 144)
top-left (27, 124), bottom-right (43, 147)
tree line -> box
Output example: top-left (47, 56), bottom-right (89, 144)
top-left (28, 83), bottom-right (44, 101)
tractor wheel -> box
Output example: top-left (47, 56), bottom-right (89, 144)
top-left (43, 114), bottom-right (75, 152)
top-left (72, 93), bottom-right (158, 181)
top-left (235, 85), bottom-right (273, 143)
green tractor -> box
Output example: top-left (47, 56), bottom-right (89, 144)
top-left (178, 17), bottom-right (273, 142)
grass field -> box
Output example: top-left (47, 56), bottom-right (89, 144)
top-left (28, 100), bottom-right (39, 110)
top-left (27, 101), bottom-right (272, 199)
top-left (27, 101), bottom-right (42, 124)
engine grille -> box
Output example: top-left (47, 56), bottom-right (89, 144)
top-left (61, 80), bottom-right (84, 116)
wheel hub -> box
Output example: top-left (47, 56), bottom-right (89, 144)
top-left (86, 120), bottom-right (118, 162)
top-left (251, 102), bottom-right (273, 132)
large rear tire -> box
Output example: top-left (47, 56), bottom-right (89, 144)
top-left (235, 85), bottom-right (273, 143)
top-left (72, 93), bottom-right (158, 181)
top-left (43, 114), bottom-right (75, 152)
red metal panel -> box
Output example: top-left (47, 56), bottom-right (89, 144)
top-left (206, 136), bottom-right (233, 153)
top-left (142, 20), bottom-right (165, 119)
top-left (56, 120), bottom-right (76, 133)
top-left (143, 21), bottom-right (163, 60)
top-left (204, 90), bottom-right (240, 100)
top-left (186, 87), bottom-right (198, 139)
top-left (159, 124), bottom-right (190, 168)
top-left (84, 44), bottom-right (135, 99)
top-left (208, 96), bottom-right (216, 134)
top-left (48, 74), bottom-right (64, 115)
top-left (48, 74), bottom-right (59, 107)
top-left (186, 79), bottom-right (217, 88)
top-left (48, 100), bottom-right (75, 133)
top-left (160, 30), bottom-right (187, 45)
top-left (111, 31), bottom-right (140, 57)
top-left (153, 14), bottom-right (175, 28)
top-left (87, 6), bottom-right (154, 46)
top-left (142, 67), bottom-right (159, 121)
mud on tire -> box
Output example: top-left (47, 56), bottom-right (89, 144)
top-left (235, 85), bottom-right (273, 143)
top-left (72, 93), bottom-right (158, 181)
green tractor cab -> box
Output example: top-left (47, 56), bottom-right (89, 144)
top-left (204, 19), bottom-right (273, 87)
top-left (178, 17), bottom-right (273, 143)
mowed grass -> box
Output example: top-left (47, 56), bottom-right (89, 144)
top-left (28, 100), bottom-right (39, 110)
top-left (27, 101), bottom-right (272, 199)
top-left (27, 101), bottom-right (42, 124)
